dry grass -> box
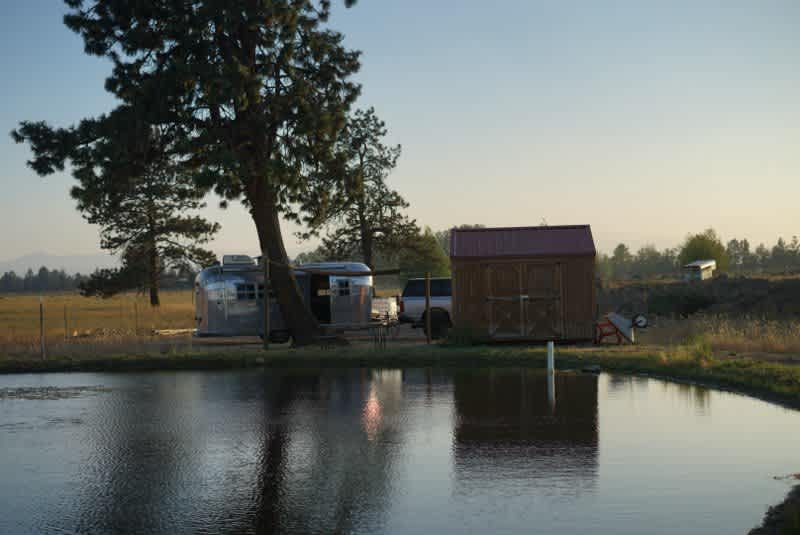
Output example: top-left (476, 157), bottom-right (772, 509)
top-left (0, 290), bottom-right (194, 345)
top-left (3, 290), bottom-right (798, 364)
top-left (641, 316), bottom-right (800, 355)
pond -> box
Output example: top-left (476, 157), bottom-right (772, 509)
top-left (0, 368), bottom-right (798, 534)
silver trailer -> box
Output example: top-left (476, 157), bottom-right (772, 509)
top-left (194, 255), bottom-right (373, 340)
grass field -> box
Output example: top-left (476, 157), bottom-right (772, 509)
top-left (640, 316), bottom-right (800, 355)
top-left (0, 288), bottom-right (402, 343)
top-left (0, 290), bottom-right (195, 344)
top-left (3, 290), bottom-right (800, 363)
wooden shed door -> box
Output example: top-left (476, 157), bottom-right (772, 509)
top-left (523, 263), bottom-right (564, 339)
top-left (486, 264), bottom-right (524, 338)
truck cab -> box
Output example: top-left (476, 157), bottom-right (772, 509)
top-left (399, 277), bottom-right (452, 339)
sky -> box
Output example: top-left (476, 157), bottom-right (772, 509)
top-left (0, 0), bottom-right (798, 264)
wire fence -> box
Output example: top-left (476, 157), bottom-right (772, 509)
top-left (0, 270), bottom-right (442, 358)
top-left (0, 291), bottom-right (195, 345)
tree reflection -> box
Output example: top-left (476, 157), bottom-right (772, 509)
top-left (246, 369), bottom-right (405, 534)
top-left (606, 374), bottom-right (711, 414)
top-left (74, 374), bottom-right (211, 534)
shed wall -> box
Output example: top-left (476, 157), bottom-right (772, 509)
top-left (452, 255), bottom-right (596, 341)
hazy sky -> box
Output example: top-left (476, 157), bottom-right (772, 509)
top-left (1, 0), bottom-right (798, 263)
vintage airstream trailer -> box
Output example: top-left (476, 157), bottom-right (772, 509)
top-left (194, 255), bottom-right (374, 340)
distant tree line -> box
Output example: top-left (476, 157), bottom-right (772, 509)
top-left (597, 229), bottom-right (800, 280)
top-left (0, 266), bottom-right (196, 294)
top-left (0, 268), bottom-right (87, 293)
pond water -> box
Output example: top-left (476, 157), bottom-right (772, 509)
top-left (0, 368), bottom-right (798, 534)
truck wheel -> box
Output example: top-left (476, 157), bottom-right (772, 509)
top-left (424, 310), bottom-right (451, 340)
top-left (269, 330), bottom-right (291, 344)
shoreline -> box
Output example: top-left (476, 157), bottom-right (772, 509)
top-left (2, 343), bottom-right (800, 406)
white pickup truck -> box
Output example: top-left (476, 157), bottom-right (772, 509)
top-left (398, 277), bottom-right (452, 339)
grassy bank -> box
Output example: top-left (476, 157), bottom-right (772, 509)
top-left (2, 341), bottom-right (800, 408)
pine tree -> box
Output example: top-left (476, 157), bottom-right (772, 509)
top-left (15, 112), bottom-right (218, 306)
top-left (13, 1), bottom-right (362, 344)
top-left (397, 228), bottom-right (451, 281)
top-left (308, 108), bottom-right (417, 270)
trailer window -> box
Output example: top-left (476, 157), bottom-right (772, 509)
top-left (236, 283), bottom-right (256, 300)
top-left (337, 280), bottom-right (351, 297)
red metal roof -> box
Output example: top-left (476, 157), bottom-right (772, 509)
top-left (450, 225), bottom-right (596, 259)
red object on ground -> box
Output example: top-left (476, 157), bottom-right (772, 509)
top-left (595, 317), bottom-right (623, 345)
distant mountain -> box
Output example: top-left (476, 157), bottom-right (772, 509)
top-left (0, 252), bottom-right (118, 276)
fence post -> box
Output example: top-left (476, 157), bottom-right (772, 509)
top-left (134, 301), bottom-right (139, 335)
top-left (63, 304), bottom-right (68, 340)
top-left (425, 272), bottom-right (432, 344)
top-left (547, 340), bottom-right (556, 412)
top-left (39, 296), bottom-right (46, 360)
top-left (263, 254), bottom-right (270, 351)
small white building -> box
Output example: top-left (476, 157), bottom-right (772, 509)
top-left (682, 259), bottom-right (716, 281)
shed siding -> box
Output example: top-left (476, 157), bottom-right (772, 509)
top-left (562, 256), bottom-right (596, 340)
top-left (452, 255), bottom-right (595, 342)
top-left (452, 262), bottom-right (486, 330)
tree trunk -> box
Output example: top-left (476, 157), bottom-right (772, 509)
top-left (251, 193), bottom-right (320, 346)
top-left (358, 198), bottom-right (374, 271)
top-left (361, 233), bottom-right (374, 271)
top-left (148, 240), bottom-right (160, 307)
top-left (149, 284), bottom-right (160, 307)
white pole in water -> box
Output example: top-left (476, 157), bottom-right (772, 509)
top-left (547, 340), bottom-right (556, 412)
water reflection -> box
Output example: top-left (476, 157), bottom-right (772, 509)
top-left (605, 373), bottom-right (711, 415)
top-left (245, 370), bottom-right (405, 534)
top-left (452, 370), bottom-right (599, 496)
top-left (73, 374), bottom-right (212, 534)
top-left (58, 371), bottom-right (406, 534)
top-left (2, 369), bottom-right (799, 535)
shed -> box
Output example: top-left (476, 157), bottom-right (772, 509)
top-left (450, 225), bottom-right (597, 341)
top-left (682, 259), bottom-right (716, 281)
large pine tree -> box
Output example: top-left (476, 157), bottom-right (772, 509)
top-left (13, 1), bottom-right (362, 344)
